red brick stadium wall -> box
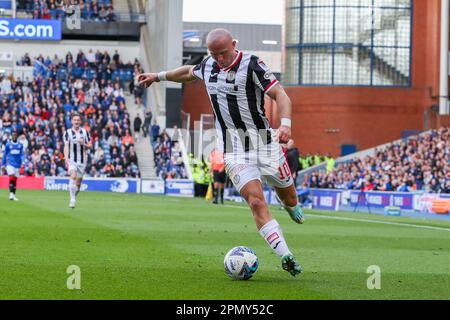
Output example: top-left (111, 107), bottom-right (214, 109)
top-left (182, 80), bottom-right (211, 129)
top-left (182, 0), bottom-right (442, 157)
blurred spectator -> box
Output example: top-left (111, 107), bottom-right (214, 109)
top-left (142, 111), bottom-right (152, 138)
top-left (285, 139), bottom-right (300, 185)
top-left (121, 129), bottom-right (135, 148)
top-left (133, 114), bottom-right (142, 142)
top-left (151, 120), bottom-right (160, 144)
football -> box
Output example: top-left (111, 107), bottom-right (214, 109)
top-left (224, 246), bottom-right (259, 280)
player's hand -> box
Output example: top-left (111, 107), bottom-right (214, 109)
top-left (277, 125), bottom-right (291, 144)
top-left (78, 138), bottom-right (85, 146)
top-left (137, 73), bottom-right (159, 88)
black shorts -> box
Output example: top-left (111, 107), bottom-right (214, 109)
top-left (213, 170), bottom-right (226, 183)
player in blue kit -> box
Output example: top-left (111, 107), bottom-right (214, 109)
top-left (1, 131), bottom-right (25, 201)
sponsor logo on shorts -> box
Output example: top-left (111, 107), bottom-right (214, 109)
top-left (233, 174), bottom-right (240, 184)
top-left (267, 232), bottom-right (279, 244)
top-left (229, 164), bottom-right (249, 176)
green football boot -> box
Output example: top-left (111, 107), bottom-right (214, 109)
top-left (281, 253), bottom-right (302, 277)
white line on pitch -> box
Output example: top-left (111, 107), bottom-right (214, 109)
top-left (224, 205), bottom-right (450, 232)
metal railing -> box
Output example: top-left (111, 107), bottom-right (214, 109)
top-left (284, 0), bottom-right (413, 87)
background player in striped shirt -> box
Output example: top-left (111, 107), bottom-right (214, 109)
top-left (1, 131), bottom-right (25, 201)
top-left (64, 113), bottom-right (92, 209)
top-left (138, 28), bottom-right (304, 277)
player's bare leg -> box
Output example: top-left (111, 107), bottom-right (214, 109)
top-left (275, 184), bottom-right (305, 224)
top-left (240, 180), bottom-right (271, 229)
top-left (68, 170), bottom-right (78, 209)
top-left (240, 180), bottom-right (302, 276)
top-left (75, 177), bottom-right (83, 197)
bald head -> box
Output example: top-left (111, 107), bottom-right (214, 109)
top-left (206, 28), bottom-right (233, 46)
top-left (206, 28), bottom-right (237, 69)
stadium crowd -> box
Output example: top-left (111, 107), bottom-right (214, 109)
top-left (1, 49), bottom-right (143, 178)
top-left (17, 0), bottom-right (116, 22)
top-left (151, 125), bottom-right (188, 180)
top-left (303, 127), bottom-right (450, 193)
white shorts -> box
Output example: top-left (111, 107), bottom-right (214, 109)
top-left (225, 143), bottom-right (294, 193)
top-left (6, 165), bottom-right (20, 177)
top-left (68, 161), bottom-right (86, 179)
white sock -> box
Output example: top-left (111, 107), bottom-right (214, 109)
top-left (69, 180), bottom-right (77, 201)
top-left (258, 219), bottom-right (291, 257)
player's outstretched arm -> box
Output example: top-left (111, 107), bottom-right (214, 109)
top-left (137, 65), bottom-right (197, 88)
top-left (266, 84), bottom-right (293, 144)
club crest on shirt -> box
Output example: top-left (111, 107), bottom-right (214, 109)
top-left (227, 71), bottom-right (236, 82)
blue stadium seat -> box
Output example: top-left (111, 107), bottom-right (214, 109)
top-left (111, 70), bottom-right (120, 81)
top-left (87, 69), bottom-right (97, 81)
top-left (125, 70), bottom-right (133, 81)
top-left (72, 67), bottom-right (84, 78)
top-left (119, 70), bottom-right (128, 81)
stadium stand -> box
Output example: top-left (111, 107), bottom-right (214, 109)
top-left (0, 49), bottom-right (142, 178)
top-left (302, 128), bottom-right (450, 193)
top-left (16, 0), bottom-right (116, 21)
top-left (151, 126), bottom-right (188, 180)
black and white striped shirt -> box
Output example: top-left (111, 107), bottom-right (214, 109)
top-left (191, 51), bottom-right (280, 154)
top-left (63, 128), bottom-right (90, 165)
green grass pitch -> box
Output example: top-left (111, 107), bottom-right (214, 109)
top-left (0, 190), bottom-right (449, 300)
